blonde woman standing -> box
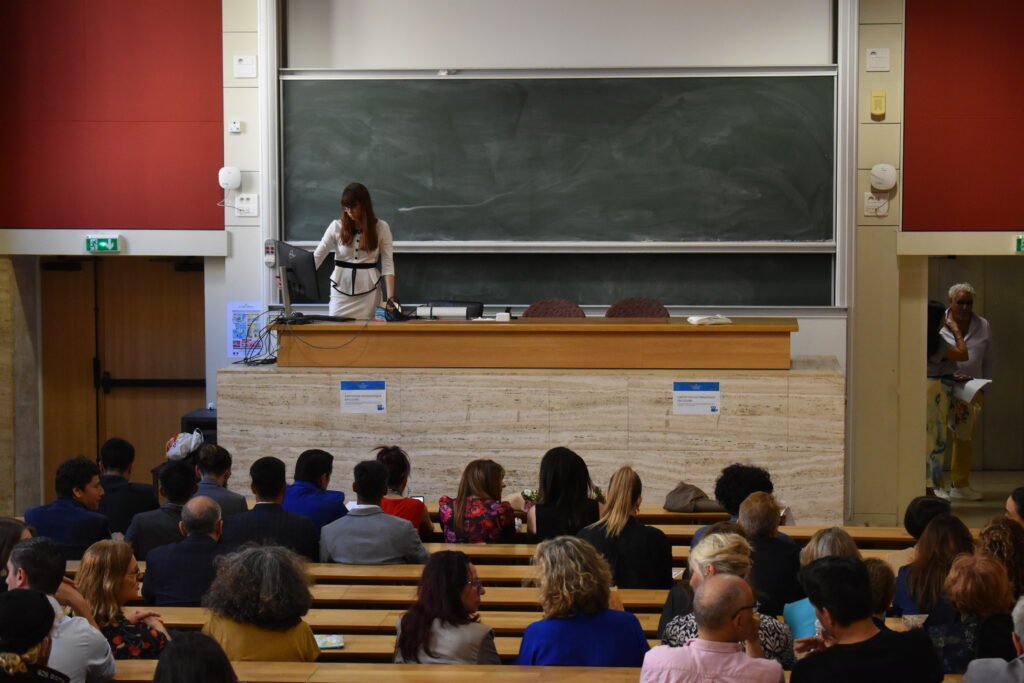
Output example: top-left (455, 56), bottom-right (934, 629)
top-left (516, 536), bottom-right (648, 666)
top-left (578, 466), bottom-right (672, 589)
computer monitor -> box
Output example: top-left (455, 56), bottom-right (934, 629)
top-left (274, 241), bottom-right (320, 317)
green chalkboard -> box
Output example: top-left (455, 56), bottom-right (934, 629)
top-left (282, 76), bottom-right (835, 243)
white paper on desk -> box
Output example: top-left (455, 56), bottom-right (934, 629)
top-left (673, 381), bottom-right (721, 415)
top-left (340, 380), bottom-right (387, 414)
top-left (686, 315), bottom-right (732, 325)
top-left (953, 378), bottom-right (991, 403)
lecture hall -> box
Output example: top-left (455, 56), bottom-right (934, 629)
top-left (2, 1), bottom-right (1023, 682)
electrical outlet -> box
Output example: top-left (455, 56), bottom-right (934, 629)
top-left (228, 120), bottom-right (242, 134)
top-left (235, 193), bottom-right (258, 217)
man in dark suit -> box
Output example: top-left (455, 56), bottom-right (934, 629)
top-left (96, 437), bottom-right (159, 534)
top-left (221, 456), bottom-right (319, 561)
top-left (283, 449), bottom-right (347, 533)
top-left (738, 491), bottom-right (803, 617)
top-left (25, 457), bottom-right (110, 561)
top-left (125, 459), bottom-right (197, 561)
top-left (193, 444), bottom-right (250, 517)
top-left (142, 495), bottom-right (226, 606)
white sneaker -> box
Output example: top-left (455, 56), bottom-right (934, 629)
top-left (933, 488), bottom-right (951, 500)
top-left (948, 486), bottom-right (983, 501)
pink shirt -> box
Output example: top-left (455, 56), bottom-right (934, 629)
top-left (641, 640), bottom-right (784, 683)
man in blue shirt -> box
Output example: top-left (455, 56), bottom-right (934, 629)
top-left (25, 457), bottom-right (111, 560)
top-left (283, 449), bottom-right (347, 532)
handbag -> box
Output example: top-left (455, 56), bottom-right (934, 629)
top-left (663, 481), bottom-right (725, 513)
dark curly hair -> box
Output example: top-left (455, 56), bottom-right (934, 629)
top-left (713, 464), bottom-right (774, 516)
top-left (979, 516), bottom-right (1024, 599)
top-left (203, 545), bottom-right (311, 631)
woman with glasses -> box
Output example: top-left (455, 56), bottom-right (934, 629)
top-left (394, 551), bottom-right (500, 664)
top-left (313, 182), bottom-right (397, 320)
top-left (76, 540), bottom-right (170, 659)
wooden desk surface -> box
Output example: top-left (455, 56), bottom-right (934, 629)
top-left (274, 317), bottom-right (797, 369)
top-left (146, 607), bottom-right (662, 636)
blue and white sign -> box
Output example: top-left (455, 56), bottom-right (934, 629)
top-left (672, 381), bottom-right (721, 415)
top-left (340, 380), bottom-right (387, 414)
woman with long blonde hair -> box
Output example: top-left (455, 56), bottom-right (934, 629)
top-left (76, 540), bottom-right (169, 659)
top-left (516, 536), bottom-right (648, 666)
top-left (578, 466), bottom-right (672, 588)
top-left (438, 459), bottom-right (516, 544)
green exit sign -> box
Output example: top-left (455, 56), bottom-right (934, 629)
top-left (85, 235), bottom-right (121, 253)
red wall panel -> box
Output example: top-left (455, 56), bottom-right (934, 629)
top-left (903, 0), bottom-right (1024, 231)
top-left (0, 0), bottom-right (223, 230)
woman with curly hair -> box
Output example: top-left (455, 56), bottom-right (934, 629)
top-left (516, 536), bottom-right (648, 666)
top-left (202, 545), bottom-right (319, 661)
top-left (394, 551), bottom-right (499, 664)
top-left (663, 531), bottom-right (796, 669)
top-left (438, 460), bottom-right (516, 544)
top-left (926, 553), bottom-right (1015, 673)
top-left (893, 513), bottom-right (975, 616)
top-left (76, 540), bottom-right (170, 659)
top-left (978, 517), bottom-right (1024, 599)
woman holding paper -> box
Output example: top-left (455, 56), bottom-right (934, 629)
top-left (313, 182), bottom-right (397, 319)
top-left (936, 283), bottom-right (993, 501)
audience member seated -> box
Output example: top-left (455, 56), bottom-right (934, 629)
top-left (790, 556), bottom-right (943, 683)
top-left (642, 574), bottom-right (784, 683)
top-left (963, 595), bottom-right (1024, 683)
top-left (394, 550), bottom-right (499, 664)
top-left (439, 459), bottom-right (516, 544)
top-left (691, 464), bottom-right (787, 549)
top-left (125, 460), bottom-right (196, 561)
top-left (893, 512), bottom-right (975, 616)
top-left (1006, 487), bottom-right (1024, 528)
top-left (153, 632), bottom-right (237, 683)
top-left (578, 466), bottom-right (672, 588)
top-left (96, 437), bottom-right (158, 535)
top-left (516, 536), bottom-right (649, 666)
top-left (927, 553), bottom-right (1016, 673)
top-left (76, 540), bottom-right (169, 660)
top-left (376, 446), bottom-right (433, 540)
top-left (282, 449), bottom-right (347, 532)
top-left (657, 521), bottom-right (744, 638)
top-left (25, 457), bottom-right (110, 561)
top-left (320, 460), bottom-right (429, 564)
top-left (220, 457), bottom-right (318, 562)
top-left (5, 537), bottom-right (115, 683)
top-left (980, 517), bottom-right (1024, 599)
top-left (202, 545), bottom-right (319, 662)
top-left (193, 445), bottom-right (248, 517)
top-left (663, 532), bottom-right (795, 669)
top-left (0, 519), bottom-right (31, 594)
top-left (739, 491), bottom-right (802, 617)
top-left (783, 527), bottom-right (861, 639)
top-left (142, 497), bottom-right (226, 607)
top-left (0, 589), bottom-right (73, 683)
top-left (527, 447), bottom-right (600, 542)
top-left (884, 495), bottom-right (951, 573)
top-left (863, 557), bottom-right (896, 628)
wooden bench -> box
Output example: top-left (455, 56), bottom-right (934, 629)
top-left (141, 606), bottom-right (663, 637)
top-left (308, 585), bottom-right (668, 611)
top-left (426, 502), bottom-right (729, 525)
top-left (111, 661), bottom-right (964, 682)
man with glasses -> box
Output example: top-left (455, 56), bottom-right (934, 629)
top-left (641, 574), bottom-right (783, 682)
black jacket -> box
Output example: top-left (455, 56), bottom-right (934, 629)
top-left (220, 503), bottom-right (319, 561)
top-left (142, 533), bottom-right (226, 606)
top-left (578, 517), bottom-right (674, 589)
top-left (98, 474), bottom-right (159, 534)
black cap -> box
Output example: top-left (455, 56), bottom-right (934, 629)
top-left (0, 590), bottom-right (54, 654)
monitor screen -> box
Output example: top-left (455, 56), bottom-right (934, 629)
top-left (275, 241), bottom-right (320, 303)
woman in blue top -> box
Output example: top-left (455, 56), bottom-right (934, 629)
top-left (516, 536), bottom-right (648, 666)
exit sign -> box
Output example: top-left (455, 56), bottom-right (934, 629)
top-left (85, 235), bottom-right (121, 253)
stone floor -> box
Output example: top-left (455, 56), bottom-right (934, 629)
top-left (950, 470), bottom-right (1024, 527)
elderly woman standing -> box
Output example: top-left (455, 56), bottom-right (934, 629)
top-left (936, 283), bottom-right (993, 501)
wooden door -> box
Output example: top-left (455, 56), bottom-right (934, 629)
top-left (40, 257), bottom-right (205, 498)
